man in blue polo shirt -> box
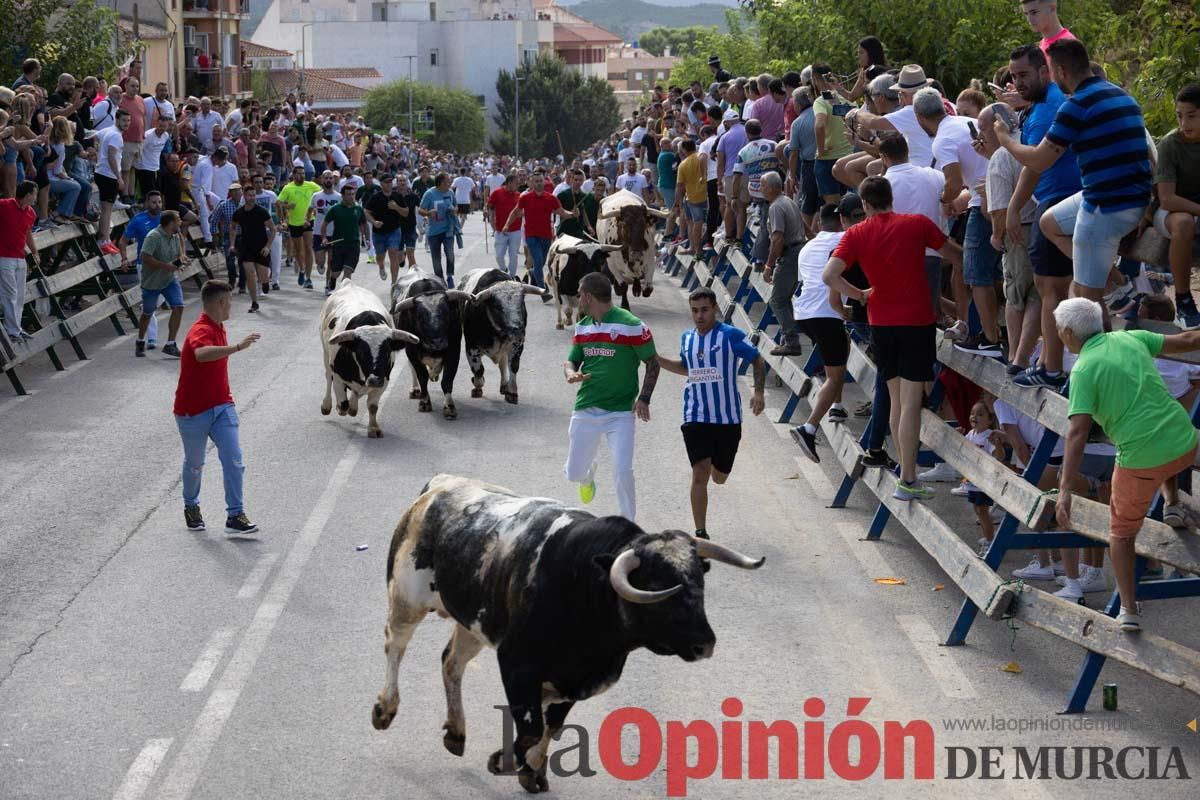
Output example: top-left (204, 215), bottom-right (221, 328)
top-left (117, 190), bottom-right (165, 348)
top-left (656, 287), bottom-right (765, 540)
top-left (995, 38), bottom-right (1150, 389)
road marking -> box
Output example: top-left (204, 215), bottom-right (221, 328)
top-left (179, 628), bottom-right (238, 693)
top-left (155, 374), bottom-right (401, 800)
top-left (895, 614), bottom-right (978, 699)
top-left (235, 554), bottom-right (278, 600)
top-left (111, 737), bottom-right (173, 800)
top-left (835, 522), bottom-right (895, 578)
top-left (0, 390), bottom-right (35, 414)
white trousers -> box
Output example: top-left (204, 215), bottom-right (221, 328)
top-left (494, 230), bottom-right (522, 277)
top-left (0, 257), bottom-right (26, 337)
top-left (269, 233), bottom-right (283, 283)
top-left (193, 191), bottom-right (213, 242)
top-left (563, 408), bottom-right (636, 521)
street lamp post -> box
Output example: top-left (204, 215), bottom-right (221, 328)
top-left (405, 55), bottom-right (416, 137)
top-left (300, 22), bottom-right (314, 93)
top-left (514, 73), bottom-right (525, 162)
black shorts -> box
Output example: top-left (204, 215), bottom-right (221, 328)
top-left (800, 160), bottom-right (820, 216)
top-left (681, 422), bottom-right (742, 475)
top-left (329, 245), bottom-right (359, 273)
top-left (967, 490), bottom-right (993, 507)
top-left (287, 223), bottom-right (312, 238)
top-left (870, 324), bottom-right (936, 382)
top-left (797, 317), bottom-right (849, 368)
top-left (457, 203), bottom-right (470, 215)
top-left (238, 251), bottom-right (269, 267)
top-left (1028, 199), bottom-right (1073, 278)
top-left (96, 173), bottom-right (119, 203)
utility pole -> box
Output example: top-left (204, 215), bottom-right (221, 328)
top-left (406, 55), bottom-right (416, 137)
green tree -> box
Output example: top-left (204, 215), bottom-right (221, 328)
top-left (639, 25), bottom-right (720, 58)
top-left (362, 80), bottom-right (485, 153)
top-left (667, 11), bottom-right (765, 89)
top-left (0, 0), bottom-right (130, 86)
top-left (492, 56), bottom-right (620, 157)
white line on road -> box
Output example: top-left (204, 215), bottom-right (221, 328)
top-left (112, 738), bottom-right (173, 800)
top-left (179, 627), bottom-right (239, 692)
top-left (895, 614), bottom-right (978, 699)
top-left (234, 554), bottom-right (278, 600)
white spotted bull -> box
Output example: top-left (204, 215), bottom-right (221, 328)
top-left (459, 268), bottom-right (547, 404)
top-left (544, 235), bottom-right (621, 330)
top-left (319, 281), bottom-right (419, 438)
top-left (594, 188), bottom-right (670, 310)
top-left (370, 474), bottom-right (765, 794)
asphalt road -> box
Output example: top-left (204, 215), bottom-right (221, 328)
top-left (1, 216), bottom-right (1198, 799)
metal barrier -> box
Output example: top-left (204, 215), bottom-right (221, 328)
top-left (2, 215), bottom-right (217, 395)
top-left (662, 232), bottom-right (1200, 712)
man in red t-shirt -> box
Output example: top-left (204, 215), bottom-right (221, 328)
top-left (823, 176), bottom-right (962, 502)
top-left (486, 171), bottom-right (523, 278)
top-left (0, 181), bottom-right (39, 341)
top-left (503, 168), bottom-right (577, 298)
top-left (174, 280), bottom-right (261, 535)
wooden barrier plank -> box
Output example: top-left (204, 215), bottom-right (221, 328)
top-left (938, 337), bottom-right (1071, 435)
top-left (60, 287), bottom-right (140, 339)
top-left (8, 324), bottom-right (66, 363)
top-left (28, 254), bottom-right (121, 298)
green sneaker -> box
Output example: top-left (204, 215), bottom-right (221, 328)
top-left (893, 479), bottom-right (934, 502)
top-left (578, 462), bottom-right (597, 505)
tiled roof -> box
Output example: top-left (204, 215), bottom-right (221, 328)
top-left (554, 22), bottom-right (621, 45)
top-left (117, 18), bottom-right (171, 40)
top-left (243, 40), bottom-right (293, 59)
top-left (304, 68), bottom-right (383, 80)
top-left (267, 70), bottom-right (368, 103)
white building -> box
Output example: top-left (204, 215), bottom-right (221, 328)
top-left (249, 0), bottom-right (553, 125)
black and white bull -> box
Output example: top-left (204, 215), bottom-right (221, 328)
top-left (370, 474), bottom-right (765, 793)
top-left (458, 268), bottom-right (547, 404)
top-left (319, 281), bottom-right (419, 438)
top-left (594, 188), bottom-right (670, 310)
top-left (391, 270), bottom-right (471, 419)
top-left (544, 235), bottom-right (621, 330)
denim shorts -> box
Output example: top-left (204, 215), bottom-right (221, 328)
top-left (373, 227), bottom-right (402, 252)
top-left (814, 159), bottom-right (843, 197)
top-left (659, 187), bottom-right (675, 209)
top-left (141, 279), bottom-right (184, 314)
top-left (1048, 191), bottom-right (1147, 289)
top-left (963, 207), bottom-right (1002, 287)
top-left (684, 201), bottom-right (707, 222)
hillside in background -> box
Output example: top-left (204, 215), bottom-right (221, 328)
top-left (564, 0), bottom-right (732, 42)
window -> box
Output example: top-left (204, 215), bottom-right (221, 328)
top-left (429, 1), bottom-right (436, 20)
top-left (430, 49), bottom-right (438, 67)
top-left (372, 2), bottom-right (386, 19)
top-left (634, 71), bottom-right (643, 81)
top-left (657, 71), bottom-right (665, 79)
top-left (475, 94), bottom-right (486, 107)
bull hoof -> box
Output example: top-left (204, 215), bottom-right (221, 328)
top-left (371, 701), bottom-right (395, 731)
top-left (443, 730), bottom-right (466, 757)
top-left (518, 765), bottom-right (548, 793)
top-left (487, 749), bottom-right (518, 776)
top-left (367, 428), bottom-right (382, 439)
top-left (409, 388), bottom-right (422, 399)
top-left (418, 399), bottom-right (433, 412)
top-left (504, 393), bottom-right (518, 405)
top-left (632, 284), bottom-right (642, 297)
top-left (555, 322), bottom-right (564, 331)
top-left (348, 407), bottom-right (358, 417)
top-left (471, 387), bottom-right (483, 399)
top-left (443, 405), bottom-right (458, 420)
top-left (337, 402), bottom-right (350, 416)
top-left (320, 403), bottom-right (331, 416)
top-left (643, 286), bottom-right (654, 298)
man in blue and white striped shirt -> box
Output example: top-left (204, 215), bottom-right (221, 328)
top-left (657, 287), bottom-right (765, 540)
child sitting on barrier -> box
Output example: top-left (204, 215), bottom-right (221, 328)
top-left (963, 400), bottom-right (1007, 556)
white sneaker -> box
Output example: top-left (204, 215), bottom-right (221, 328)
top-left (977, 537), bottom-right (991, 557)
top-left (1013, 558), bottom-right (1055, 580)
top-left (1053, 582), bottom-right (1084, 603)
top-left (1162, 503), bottom-right (1187, 528)
top-left (1117, 603), bottom-right (1143, 633)
top-left (1078, 566), bottom-right (1110, 593)
top-left (919, 461), bottom-right (961, 483)
top-left (950, 481), bottom-right (969, 497)
top-left (944, 320), bottom-right (968, 342)
top-left (112, 199), bottom-right (131, 210)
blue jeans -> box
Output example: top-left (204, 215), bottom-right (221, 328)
top-left (1048, 191), bottom-right (1148, 290)
top-left (175, 403), bottom-right (245, 516)
top-left (72, 176), bottom-right (91, 217)
top-left (428, 231), bottom-right (455, 281)
top-left (525, 235), bottom-right (550, 289)
top-left (49, 176), bottom-right (80, 217)
top-left (963, 206), bottom-right (1002, 287)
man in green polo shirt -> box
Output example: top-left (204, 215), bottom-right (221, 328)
top-left (136, 210), bottom-right (187, 358)
top-left (555, 168), bottom-right (596, 240)
top-left (1054, 298), bottom-right (1200, 633)
top-left (562, 272), bottom-right (659, 520)
top-left (320, 184), bottom-right (368, 294)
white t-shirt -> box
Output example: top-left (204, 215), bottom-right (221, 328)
top-left (616, 173), bottom-right (649, 194)
top-left (92, 98), bottom-right (119, 130)
top-left (210, 162), bottom-right (239, 203)
top-left (143, 96), bottom-right (175, 126)
top-left (137, 129), bottom-right (171, 172)
top-left (309, 190), bottom-right (341, 228)
top-left (885, 106), bottom-right (934, 169)
top-left (1156, 358), bottom-right (1200, 399)
top-left (485, 173), bottom-right (506, 192)
top-left (792, 231), bottom-right (845, 321)
top-left (700, 135), bottom-right (719, 181)
top-left (337, 175), bottom-right (365, 192)
top-left (994, 397), bottom-right (1118, 464)
top-left (617, 147), bottom-right (636, 164)
top-left (932, 116), bottom-right (989, 208)
top-left (884, 162), bottom-right (946, 257)
top-left (552, 181), bottom-right (570, 197)
top-left (743, 97), bottom-right (758, 122)
top-left (327, 143), bottom-right (350, 168)
top-left (581, 178), bottom-right (595, 194)
top-left (95, 127), bottom-right (124, 179)
top-left (451, 175), bottom-right (476, 204)
top-left (630, 125), bottom-right (647, 145)
top-left (191, 110), bottom-right (221, 150)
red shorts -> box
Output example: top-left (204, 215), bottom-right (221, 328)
top-left (1109, 444), bottom-right (1197, 539)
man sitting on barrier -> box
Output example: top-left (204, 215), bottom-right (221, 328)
top-left (1153, 82), bottom-right (1200, 329)
top-left (1053, 297), bottom-right (1200, 633)
top-left (822, 176), bottom-right (963, 502)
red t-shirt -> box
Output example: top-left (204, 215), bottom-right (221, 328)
top-left (487, 187), bottom-right (521, 233)
top-left (832, 212), bottom-right (947, 327)
top-left (517, 190), bottom-right (560, 239)
top-left (174, 313), bottom-right (234, 416)
top-left (0, 199), bottom-right (36, 258)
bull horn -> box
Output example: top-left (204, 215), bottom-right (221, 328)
top-left (328, 330), bottom-right (357, 346)
top-left (393, 297), bottom-right (417, 313)
top-left (522, 284), bottom-right (549, 298)
top-left (389, 328), bottom-right (420, 344)
top-left (598, 210), bottom-right (619, 220)
top-left (470, 285), bottom-right (503, 304)
top-left (445, 289), bottom-right (473, 304)
top-left (694, 538), bottom-right (766, 570)
top-left (646, 207), bottom-right (671, 219)
top-left (608, 549), bottom-right (683, 604)
top-left (601, 243), bottom-right (623, 252)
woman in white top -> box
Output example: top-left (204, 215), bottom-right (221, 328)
top-left (46, 118), bottom-right (82, 222)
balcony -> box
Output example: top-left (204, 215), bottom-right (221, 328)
top-left (183, 0), bottom-right (250, 19)
top-left (185, 66), bottom-right (252, 100)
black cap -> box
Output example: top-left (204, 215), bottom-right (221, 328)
top-left (707, 55), bottom-right (721, 67)
top-left (837, 193), bottom-right (864, 217)
top-left (214, 146), bottom-right (229, 157)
